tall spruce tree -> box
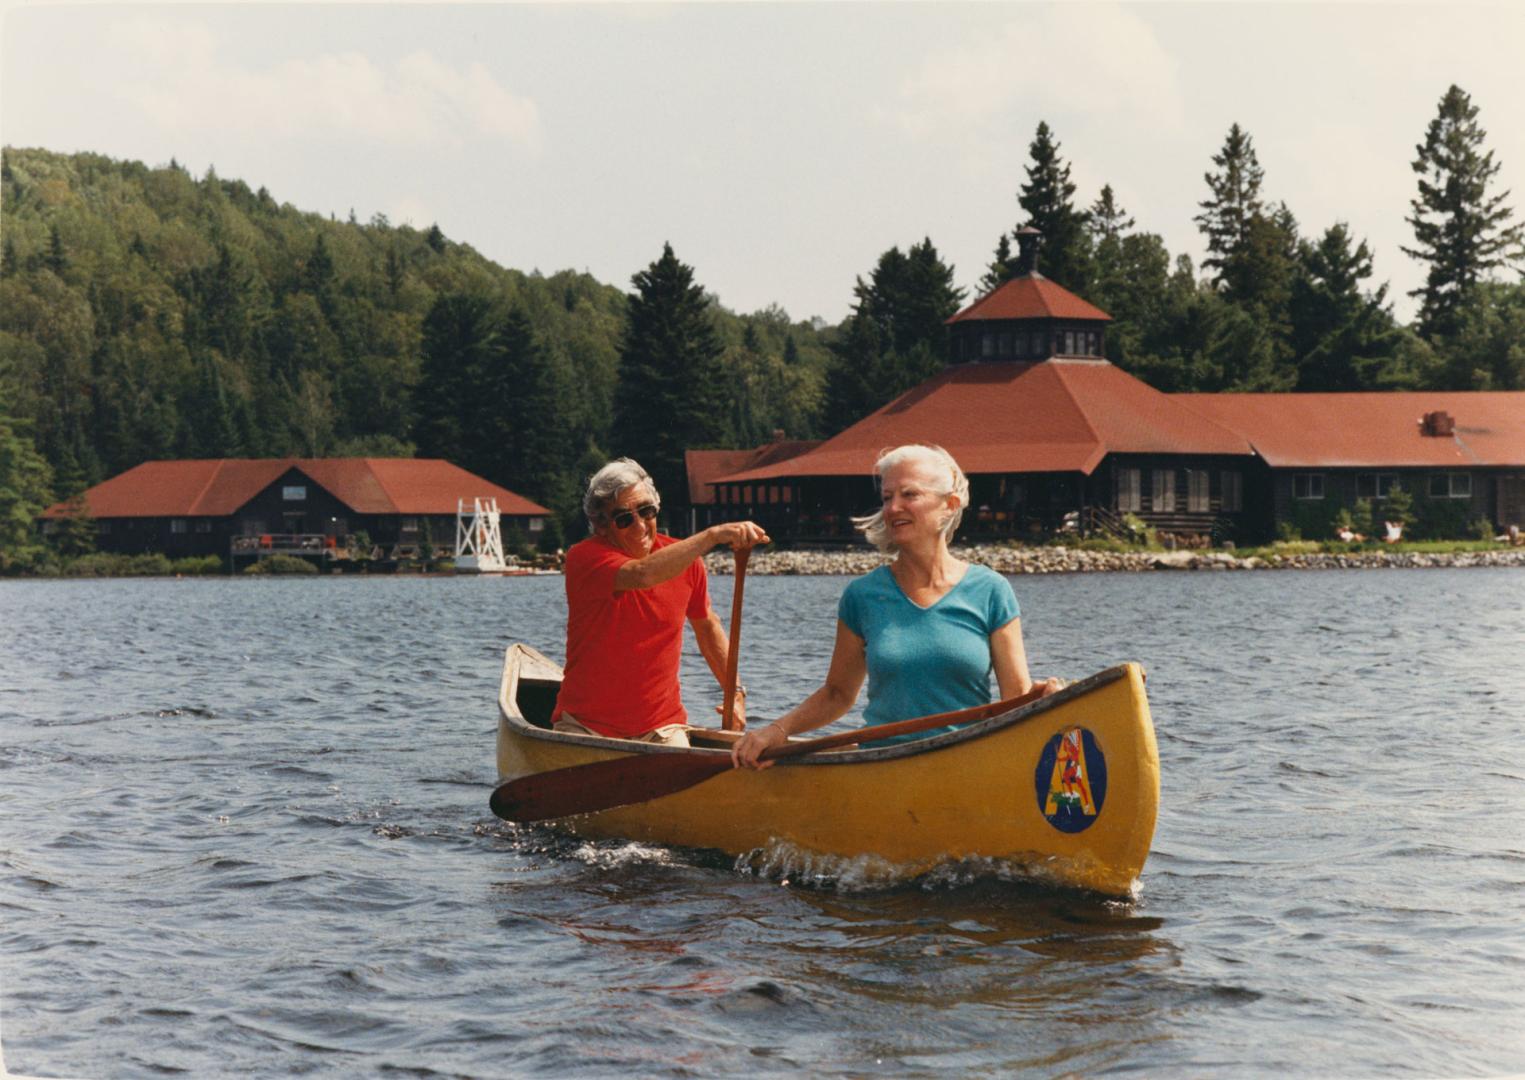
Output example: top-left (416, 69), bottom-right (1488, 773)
top-left (1290, 224), bottom-right (1408, 390)
top-left (1195, 123), bottom-right (1265, 294)
top-left (823, 239), bottom-right (962, 433)
top-left (413, 292), bottom-right (499, 461)
top-left (611, 243), bottom-right (729, 504)
top-left (979, 233), bottom-right (1013, 295)
top-left (1403, 84), bottom-right (1524, 340)
top-left (1016, 122), bottom-right (1090, 292)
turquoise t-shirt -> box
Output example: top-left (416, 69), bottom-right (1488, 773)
top-left (837, 564), bottom-right (1021, 744)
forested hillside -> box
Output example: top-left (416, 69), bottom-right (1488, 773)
top-left (0, 146), bottom-right (835, 550)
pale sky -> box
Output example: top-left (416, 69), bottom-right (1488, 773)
top-left (3, 1), bottom-right (1523, 325)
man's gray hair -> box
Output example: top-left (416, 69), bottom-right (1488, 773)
top-left (583, 458), bottom-right (659, 528)
top-left (851, 444), bottom-right (969, 554)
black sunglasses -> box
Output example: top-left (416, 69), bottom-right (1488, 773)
top-left (609, 503), bottom-right (659, 529)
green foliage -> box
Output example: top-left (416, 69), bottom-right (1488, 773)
top-left (502, 525), bottom-right (531, 558)
top-left (612, 243), bottom-right (731, 499)
top-left (824, 239), bottom-right (962, 432)
top-left (1382, 484), bottom-right (1414, 526)
top-left (1290, 224), bottom-right (1413, 390)
top-left (1016, 122), bottom-right (1090, 293)
top-left (1425, 281), bottom-right (1525, 389)
top-left (1119, 513), bottom-right (1157, 546)
top-left (1196, 124), bottom-right (1265, 290)
top-left (243, 553), bottom-right (319, 574)
top-left (0, 398), bottom-right (54, 571)
top-left (1411, 495), bottom-right (1475, 540)
top-left (1404, 85), bottom-right (1524, 341)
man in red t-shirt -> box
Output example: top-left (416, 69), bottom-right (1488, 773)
top-left (553, 458), bottom-right (769, 746)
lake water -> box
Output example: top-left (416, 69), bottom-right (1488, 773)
top-left (3, 568), bottom-right (1524, 1078)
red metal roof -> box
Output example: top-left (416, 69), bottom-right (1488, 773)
top-left (44, 458), bottom-right (551, 519)
top-left (685, 441), bottom-right (820, 503)
top-left (718, 360), bottom-right (1251, 483)
top-left (948, 273), bottom-right (1111, 324)
top-left (1176, 392), bottom-right (1525, 468)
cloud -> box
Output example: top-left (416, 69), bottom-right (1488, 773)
top-left (891, 5), bottom-right (1184, 140)
top-left (114, 17), bottom-right (541, 154)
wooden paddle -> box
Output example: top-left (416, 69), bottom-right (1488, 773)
top-left (489, 681), bottom-right (1050, 823)
top-left (720, 546), bottom-right (750, 732)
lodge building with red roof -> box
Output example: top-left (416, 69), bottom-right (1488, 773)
top-left (697, 233), bottom-right (1525, 544)
top-left (42, 458), bottom-right (552, 565)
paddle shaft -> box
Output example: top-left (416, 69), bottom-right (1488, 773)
top-left (758, 680), bottom-right (1048, 763)
top-left (720, 547), bottom-right (749, 731)
top-left (489, 681), bottom-right (1051, 822)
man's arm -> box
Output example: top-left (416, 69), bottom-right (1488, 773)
top-left (613, 521), bottom-right (769, 592)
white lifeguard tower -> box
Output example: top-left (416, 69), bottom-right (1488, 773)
top-left (455, 497), bottom-right (507, 573)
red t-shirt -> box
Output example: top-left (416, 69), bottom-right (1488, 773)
top-left (552, 534), bottom-right (711, 738)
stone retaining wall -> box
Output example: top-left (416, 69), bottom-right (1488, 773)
top-left (704, 545), bottom-right (1525, 575)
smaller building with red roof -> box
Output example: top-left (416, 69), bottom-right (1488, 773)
top-left (42, 458), bottom-right (551, 564)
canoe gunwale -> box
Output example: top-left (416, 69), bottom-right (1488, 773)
top-left (496, 642), bottom-right (1136, 767)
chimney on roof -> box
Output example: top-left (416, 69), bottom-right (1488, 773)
top-left (770, 428), bottom-right (786, 443)
top-left (1013, 226), bottom-right (1043, 277)
top-left (1420, 410), bottom-right (1455, 437)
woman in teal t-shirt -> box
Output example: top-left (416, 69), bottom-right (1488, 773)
top-left (732, 444), bottom-right (1061, 768)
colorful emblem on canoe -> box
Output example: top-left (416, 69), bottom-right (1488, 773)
top-left (1035, 727), bottom-right (1107, 833)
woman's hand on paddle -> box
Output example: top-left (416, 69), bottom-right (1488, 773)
top-left (731, 723), bottom-right (787, 770)
top-left (1035, 676), bottom-right (1066, 697)
top-left (709, 521), bottom-right (769, 552)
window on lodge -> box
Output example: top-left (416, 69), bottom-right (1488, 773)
top-left (1293, 474), bottom-right (1324, 500)
top-left (1221, 471), bottom-right (1243, 512)
top-left (1116, 467), bottom-right (1141, 512)
top-left (1152, 469), bottom-right (1175, 512)
top-left (1187, 470), bottom-right (1211, 513)
top-left (1357, 473), bottom-right (1399, 499)
top-left (282, 485), bottom-right (307, 501)
top-left (1429, 472), bottom-right (1472, 499)
top-left (170, 518), bottom-right (188, 534)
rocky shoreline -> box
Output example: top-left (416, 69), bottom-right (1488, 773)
top-left (704, 544), bottom-right (1525, 575)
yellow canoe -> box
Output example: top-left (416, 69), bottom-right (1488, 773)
top-left (495, 643), bottom-right (1160, 897)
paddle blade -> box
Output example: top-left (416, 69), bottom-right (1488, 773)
top-left (490, 751), bottom-right (733, 822)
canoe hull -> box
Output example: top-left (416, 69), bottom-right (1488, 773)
top-left (495, 644), bottom-right (1159, 897)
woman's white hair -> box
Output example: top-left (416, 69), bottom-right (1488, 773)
top-left (583, 458), bottom-right (659, 529)
top-left (851, 444), bottom-right (969, 554)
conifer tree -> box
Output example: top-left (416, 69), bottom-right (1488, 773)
top-left (611, 243), bottom-right (729, 504)
top-left (1016, 122), bottom-right (1090, 292)
top-left (1290, 223), bottom-right (1408, 390)
top-left (824, 240), bottom-right (962, 432)
top-left (0, 401), bottom-right (54, 571)
top-left (1403, 84), bottom-right (1524, 340)
top-left (413, 292), bottom-right (499, 461)
top-left (1195, 123), bottom-right (1265, 292)
top-left (979, 233), bottom-right (1012, 295)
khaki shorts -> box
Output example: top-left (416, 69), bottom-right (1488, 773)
top-left (552, 713), bottom-right (691, 748)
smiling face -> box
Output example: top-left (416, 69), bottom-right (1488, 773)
top-left (879, 459), bottom-right (958, 548)
top-left (596, 481), bottom-right (660, 558)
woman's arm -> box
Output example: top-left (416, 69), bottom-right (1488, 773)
top-left (731, 620), bottom-right (866, 769)
top-left (613, 521), bottom-right (768, 592)
top-left (991, 617), bottom-right (1062, 700)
